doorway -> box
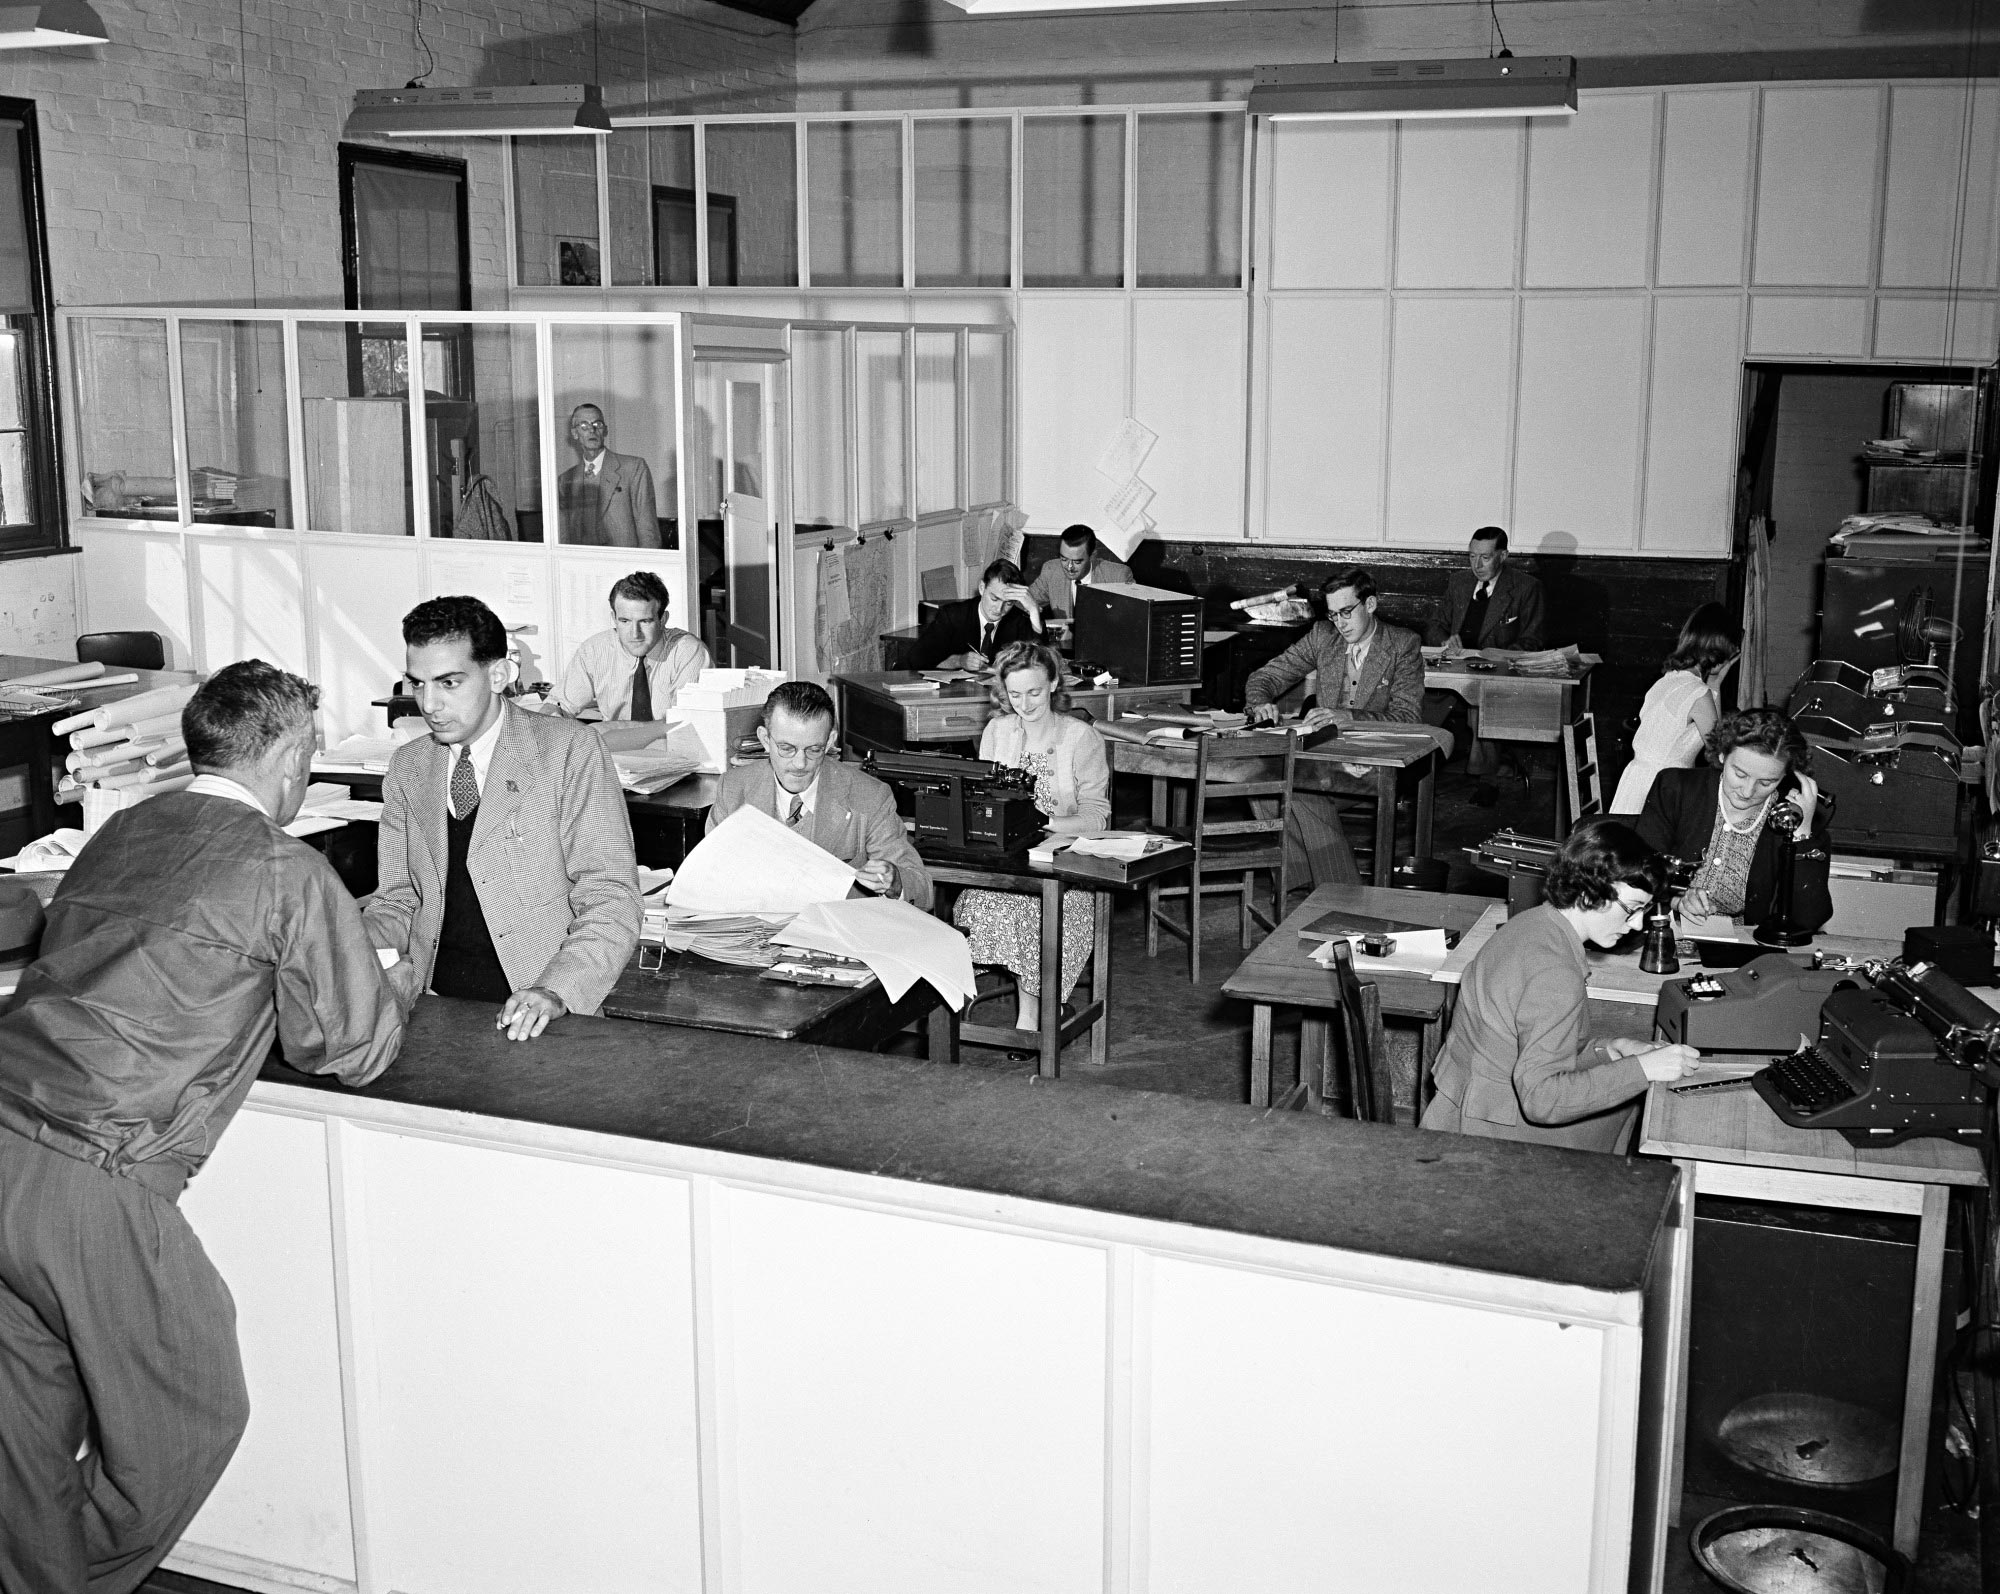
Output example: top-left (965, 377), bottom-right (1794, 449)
top-left (692, 353), bottom-right (788, 669)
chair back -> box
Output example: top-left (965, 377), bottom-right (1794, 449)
top-left (76, 630), bottom-right (166, 671)
top-left (1184, 728), bottom-right (1296, 864)
top-left (1562, 710), bottom-right (1604, 827)
top-left (1328, 938), bottom-right (1392, 1123)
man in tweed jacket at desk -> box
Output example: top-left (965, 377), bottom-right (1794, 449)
top-left (1244, 567), bottom-right (1424, 890)
top-left (367, 595), bottom-right (642, 1040)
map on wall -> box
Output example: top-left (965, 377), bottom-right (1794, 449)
top-left (814, 535), bottom-right (893, 678)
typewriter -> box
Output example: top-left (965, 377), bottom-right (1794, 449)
top-left (1752, 960), bottom-right (1996, 1146)
top-left (1656, 953), bottom-right (1858, 1052)
top-left (864, 750), bottom-right (1043, 854)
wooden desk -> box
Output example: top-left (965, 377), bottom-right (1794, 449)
top-left (1426, 656), bottom-right (1594, 830)
top-left (602, 945), bottom-right (953, 1061)
top-left (1102, 727), bottom-right (1444, 889)
top-left (922, 839), bottom-right (1191, 1078)
top-left (1224, 883), bottom-right (1486, 1114)
top-left (833, 672), bottom-right (1193, 757)
top-left (0, 654), bottom-right (202, 837)
top-left (1637, 1081), bottom-right (1983, 1570)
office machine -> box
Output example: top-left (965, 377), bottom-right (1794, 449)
top-left (865, 749), bottom-right (1042, 854)
top-left (1657, 954), bottom-right (1857, 1052)
top-left (1752, 960), bottom-right (1997, 1146)
top-left (1466, 829), bottom-right (1557, 914)
top-left (1072, 582), bottom-right (1203, 686)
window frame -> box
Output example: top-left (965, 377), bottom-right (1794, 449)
top-left (0, 98), bottom-right (65, 559)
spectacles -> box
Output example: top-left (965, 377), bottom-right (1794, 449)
top-left (770, 741), bottom-right (828, 763)
top-left (1612, 894), bottom-right (1651, 920)
top-left (1327, 601), bottom-right (1363, 622)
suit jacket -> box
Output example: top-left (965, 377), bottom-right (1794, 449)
top-left (1634, 765), bottom-right (1833, 932)
top-left (1243, 620), bottom-right (1424, 723)
top-left (364, 703), bottom-right (642, 1016)
top-left (1429, 565), bottom-right (1547, 651)
top-left (558, 450), bottom-right (661, 548)
top-left (1419, 902), bottom-right (1650, 1153)
top-left (1026, 552), bottom-right (1134, 617)
top-left (912, 598), bottom-right (1037, 670)
top-left (707, 758), bottom-right (934, 911)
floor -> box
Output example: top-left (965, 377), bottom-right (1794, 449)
top-left (24, 746), bottom-right (1974, 1594)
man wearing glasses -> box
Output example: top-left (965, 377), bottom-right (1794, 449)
top-left (706, 680), bottom-right (933, 909)
top-left (1026, 523), bottom-right (1133, 620)
top-left (1243, 567), bottom-right (1424, 889)
top-left (558, 403), bottom-right (662, 548)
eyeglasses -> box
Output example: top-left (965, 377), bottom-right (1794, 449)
top-left (770, 741), bottom-right (828, 763)
top-left (1327, 601), bottom-right (1364, 622)
top-left (1612, 894), bottom-right (1651, 920)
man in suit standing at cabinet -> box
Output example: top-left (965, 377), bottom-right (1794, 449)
top-left (558, 403), bottom-right (661, 548)
top-left (707, 680), bottom-right (933, 911)
top-left (367, 595), bottom-right (642, 1040)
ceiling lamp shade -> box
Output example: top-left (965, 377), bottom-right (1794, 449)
top-left (1248, 56), bottom-right (1577, 121)
top-left (342, 85), bottom-right (613, 139)
top-left (939, 0), bottom-right (1241, 11)
top-left (0, 0), bottom-right (108, 48)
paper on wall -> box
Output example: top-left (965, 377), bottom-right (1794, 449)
top-left (666, 803), bottom-right (859, 915)
top-left (773, 896), bottom-right (976, 1008)
top-left (820, 540), bottom-right (852, 629)
top-left (1096, 417), bottom-right (1158, 485)
top-left (1103, 475), bottom-right (1156, 536)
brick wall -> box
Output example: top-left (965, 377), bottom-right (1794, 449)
top-left (0, 0), bottom-right (797, 313)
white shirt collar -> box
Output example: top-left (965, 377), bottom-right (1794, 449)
top-left (1346, 628), bottom-right (1375, 666)
top-left (186, 772), bottom-right (270, 818)
top-left (775, 770), bottom-right (819, 824)
top-left (584, 452), bottom-right (604, 477)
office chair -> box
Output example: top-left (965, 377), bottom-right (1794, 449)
top-left (77, 631), bottom-right (167, 671)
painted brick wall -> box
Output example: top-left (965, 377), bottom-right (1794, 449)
top-left (0, 0), bottom-right (796, 313)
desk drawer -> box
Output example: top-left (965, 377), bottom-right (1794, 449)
top-left (908, 700), bottom-right (992, 741)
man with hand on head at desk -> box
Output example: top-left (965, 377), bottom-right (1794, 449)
top-left (1026, 522), bottom-right (1133, 619)
top-left (1243, 566), bottom-right (1424, 889)
top-left (0, 659), bottom-right (414, 1594)
top-left (708, 679), bottom-right (933, 910)
top-left (555, 569), bottom-right (709, 726)
top-left (367, 595), bottom-right (642, 1041)
top-left (912, 558), bottom-right (1041, 670)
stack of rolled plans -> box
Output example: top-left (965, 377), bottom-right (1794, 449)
top-left (53, 683), bottom-right (200, 803)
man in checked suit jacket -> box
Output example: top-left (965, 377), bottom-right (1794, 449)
top-left (1244, 567), bottom-right (1424, 889)
top-left (707, 680), bottom-right (934, 911)
top-left (366, 595), bottom-right (642, 1041)
top-left (558, 403), bottom-right (662, 548)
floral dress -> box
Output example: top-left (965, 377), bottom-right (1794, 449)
top-left (952, 749), bottom-right (1095, 999)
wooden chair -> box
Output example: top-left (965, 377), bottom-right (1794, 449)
top-left (76, 630), bottom-right (165, 671)
top-left (1146, 729), bottom-right (1296, 983)
top-left (1272, 938), bottom-right (1392, 1122)
top-left (1561, 711), bottom-right (1604, 831)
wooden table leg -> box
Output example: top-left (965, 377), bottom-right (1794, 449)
top-left (927, 1001), bottom-right (959, 1067)
top-left (1249, 1004), bottom-right (1272, 1107)
top-left (1038, 877), bottom-right (1063, 1078)
top-left (1371, 767), bottom-right (1394, 886)
top-left (1090, 889), bottom-right (1112, 1068)
top-left (1413, 756), bottom-right (1435, 868)
top-left (1150, 774), bottom-right (1168, 830)
top-left (1894, 1183), bottom-right (1952, 1556)
top-left (1301, 1015), bottom-right (1326, 1112)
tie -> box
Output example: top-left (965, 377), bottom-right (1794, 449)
top-left (450, 745), bottom-right (478, 821)
top-left (980, 622), bottom-right (996, 656)
top-left (786, 795), bottom-right (804, 828)
top-left (629, 659), bottom-right (653, 721)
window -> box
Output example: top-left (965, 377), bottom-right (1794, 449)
top-left (0, 102), bottom-right (62, 553)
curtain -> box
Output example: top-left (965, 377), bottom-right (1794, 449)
top-left (1741, 514), bottom-right (1772, 709)
top-left (0, 121), bottom-right (33, 315)
top-left (353, 161), bottom-right (463, 310)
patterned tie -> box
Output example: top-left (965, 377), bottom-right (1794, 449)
top-left (629, 658), bottom-right (653, 721)
top-left (786, 794), bottom-right (804, 828)
top-left (450, 745), bottom-right (478, 821)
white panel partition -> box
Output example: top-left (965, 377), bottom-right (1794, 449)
top-left (1016, 295), bottom-right (1128, 531)
top-left (1655, 88), bottom-right (1757, 288)
top-left (1132, 297), bottom-right (1246, 540)
top-left (1258, 296), bottom-right (1387, 542)
top-left (1880, 83), bottom-right (2000, 292)
top-left (1642, 296), bottom-right (1747, 555)
top-left (1264, 120), bottom-right (1393, 290)
top-left (1752, 86), bottom-right (1886, 288)
top-left (1524, 93), bottom-right (1659, 289)
top-left (1513, 296), bottom-right (1649, 550)
top-left (1395, 121), bottom-right (1523, 290)
top-left (1386, 297), bottom-right (1515, 544)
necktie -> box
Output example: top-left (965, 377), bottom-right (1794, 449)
top-left (450, 745), bottom-right (478, 821)
top-left (786, 794), bottom-right (805, 828)
top-left (629, 659), bottom-right (653, 721)
top-left (980, 622), bottom-right (996, 656)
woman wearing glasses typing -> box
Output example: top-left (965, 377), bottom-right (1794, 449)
top-left (1420, 820), bottom-right (1697, 1153)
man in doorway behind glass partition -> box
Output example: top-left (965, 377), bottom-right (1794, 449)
top-left (367, 596), bottom-right (642, 1041)
top-left (555, 570), bottom-right (709, 725)
top-left (1244, 566), bottom-right (1424, 891)
top-left (707, 680), bottom-right (934, 909)
top-left (558, 402), bottom-right (661, 548)
top-left (912, 558), bottom-right (1041, 671)
top-left (1026, 523), bottom-right (1134, 620)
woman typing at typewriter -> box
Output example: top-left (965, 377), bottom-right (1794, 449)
top-left (1421, 820), bottom-right (1698, 1153)
top-left (1633, 706), bottom-right (1833, 934)
top-left (952, 641), bottom-right (1111, 1036)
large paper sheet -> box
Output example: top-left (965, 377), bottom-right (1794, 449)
top-left (1096, 417), bottom-right (1158, 484)
top-left (773, 896), bottom-right (976, 1008)
top-left (666, 804), bottom-right (859, 915)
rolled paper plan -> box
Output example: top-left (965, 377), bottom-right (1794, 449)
top-left (93, 684), bottom-right (196, 730)
top-left (4, 661), bottom-right (106, 688)
top-left (143, 738), bottom-right (188, 766)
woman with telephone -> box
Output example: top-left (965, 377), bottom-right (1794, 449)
top-left (1633, 707), bottom-right (1833, 933)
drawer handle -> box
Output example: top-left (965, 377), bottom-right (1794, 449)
top-left (942, 715), bottom-right (978, 727)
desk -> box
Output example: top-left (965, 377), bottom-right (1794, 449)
top-left (1101, 726), bottom-right (1444, 889)
top-left (602, 945), bottom-right (954, 1060)
top-left (0, 653), bottom-right (202, 837)
top-left (1224, 883), bottom-right (1485, 1114)
top-left (1426, 656), bottom-right (1594, 829)
top-left (923, 839), bottom-right (1191, 1078)
top-left (1638, 1081), bottom-right (1984, 1569)
top-left (834, 672), bottom-right (1193, 757)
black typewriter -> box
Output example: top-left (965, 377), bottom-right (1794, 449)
top-left (864, 750), bottom-right (1042, 854)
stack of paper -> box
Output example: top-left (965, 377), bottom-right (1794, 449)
top-left (658, 907), bottom-right (790, 967)
top-left (1308, 928), bottom-right (1451, 976)
top-left (667, 805), bottom-right (860, 914)
top-left (315, 732), bottom-right (413, 775)
top-left (51, 683), bottom-right (200, 806)
top-left (1067, 831), bottom-right (1164, 861)
top-left (774, 898), bottom-right (975, 1008)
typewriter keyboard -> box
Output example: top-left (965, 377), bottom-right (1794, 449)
top-left (1761, 1046), bottom-right (1863, 1116)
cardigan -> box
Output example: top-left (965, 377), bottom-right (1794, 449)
top-left (980, 711), bottom-right (1110, 834)
top-left (1633, 765), bottom-right (1833, 933)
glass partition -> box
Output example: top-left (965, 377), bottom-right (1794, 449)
top-left (1136, 112), bottom-right (1244, 288)
top-left (855, 330), bottom-right (906, 524)
top-left (914, 332), bottom-right (959, 514)
top-left (178, 319), bottom-right (290, 528)
top-left (70, 316), bottom-right (175, 519)
top-left (1024, 115), bottom-right (1125, 288)
top-left (967, 329), bottom-right (1007, 506)
top-left (513, 136), bottom-right (602, 288)
top-left (705, 124), bottom-right (797, 288)
top-left (0, 328), bottom-right (30, 530)
top-left (807, 121), bottom-right (902, 289)
top-left (791, 327), bottom-right (849, 528)
top-left (426, 323), bottom-right (541, 542)
top-left (549, 321), bottom-right (680, 547)
top-left (914, 118), bottom-right (1010, 289)
top-left (298, 321), bottom-right (412, 535)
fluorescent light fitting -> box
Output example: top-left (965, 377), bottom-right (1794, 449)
top-left (342, 84), bottom-right (613, 139)
top-left (1248, 56), bottom-right (1576, 121)
top-left (0, 0), bottom-right (107, 47)
top-left (940, 0), bottom-right (1240, 12)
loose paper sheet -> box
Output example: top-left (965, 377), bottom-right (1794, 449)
top-left (820, 541), bottom-right (852, 629)
top-left (773, 896), bottom-right (976, 1008)
top-left (1096, 417), bottom-right (1158, 485)
top-left (666, 804), bottom-right (859, 915)
top-left (1309, 928), bottom-right (1451, 976)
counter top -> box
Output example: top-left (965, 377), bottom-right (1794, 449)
top-left (265, 997), bottom-right (1678, 1297)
